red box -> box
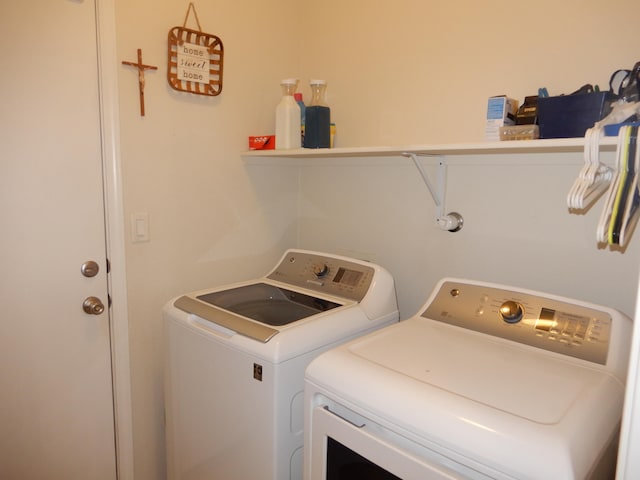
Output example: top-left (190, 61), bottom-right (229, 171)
top-left (249, 135), bottom-right (275, 150)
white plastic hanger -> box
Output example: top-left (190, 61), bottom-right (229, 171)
top-left (568, 127), bottom-right (613, 210)
top-left (568, 101), bottom-right (640, 211)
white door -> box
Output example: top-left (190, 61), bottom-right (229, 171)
top-left (0, 1), bottom-right (117, 479)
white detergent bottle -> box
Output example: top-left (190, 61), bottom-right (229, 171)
top-left (275, 79), bottom-right (301, 149)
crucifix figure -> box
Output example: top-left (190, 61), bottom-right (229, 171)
top-left (122, 49), bottom-right (158, 116)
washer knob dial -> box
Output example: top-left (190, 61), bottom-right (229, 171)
top-left (500, 300), bottom-right (523, 323)
top-left (313, 263), bottom-right (329, 278)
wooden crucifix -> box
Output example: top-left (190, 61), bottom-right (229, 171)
top-left (122, 49), bottom-right (158, 116)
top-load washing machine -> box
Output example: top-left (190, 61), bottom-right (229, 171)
top-left (163, 249), bottom-right (398, 480)
top-left (304, 278), bottom-right (633, 480)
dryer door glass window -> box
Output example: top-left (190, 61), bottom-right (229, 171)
top-left (327, 437), bottom-right (400, 480)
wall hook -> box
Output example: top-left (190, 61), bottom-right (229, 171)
top-left (439, 211), bottom-right (464, 232)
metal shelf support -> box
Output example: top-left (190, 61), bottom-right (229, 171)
top-left (403, 152), bottom-right (463, 232)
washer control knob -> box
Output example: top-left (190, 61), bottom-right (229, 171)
top-left (313, 263), bottom-right (329, 278)
top-left (500, 300), bottom-right (523, 323)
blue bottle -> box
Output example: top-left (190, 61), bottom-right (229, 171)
top-left (294, 92), bottom-right (306, 145)
top-left (303, 80), bottom-right (330, 149)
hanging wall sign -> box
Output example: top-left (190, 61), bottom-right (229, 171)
top-left (167, 3), bottom-right (224, 96)
top-left (177, 42), bottom-right (210, 84)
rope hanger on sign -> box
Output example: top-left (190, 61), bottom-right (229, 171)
top-left (182, 2), bottom-right (202, 32)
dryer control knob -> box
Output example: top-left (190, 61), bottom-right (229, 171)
top-left (500, 300), bottom-right (523, 323)
top-left (313, 263), bottom-right (329, 277)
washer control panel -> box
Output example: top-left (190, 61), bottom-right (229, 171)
top-left (267, 251), bottom-right (375, 302)
top-left (422, 280), bottom-right (612, 365)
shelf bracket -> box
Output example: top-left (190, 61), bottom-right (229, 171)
top-left (403, 152), bottom-right (463, 232)
top-left (403, 152), bottom-right (445, 214)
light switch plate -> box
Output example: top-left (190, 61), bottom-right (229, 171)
top-left (131, 212), bottom-right (150, 243)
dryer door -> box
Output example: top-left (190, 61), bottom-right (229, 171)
top-left (307, 403), bottom-right (491, 480)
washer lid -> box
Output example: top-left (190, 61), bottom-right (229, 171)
top-left (196, 283), bottom-right (341, 326)
top-left (349, 317), bottom-right (607, 424)
top-left (174, 282), bottom-right (343, 343)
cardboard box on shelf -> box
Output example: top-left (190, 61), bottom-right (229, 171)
top-left (248, 135), bottom-right (275, 150)
top-left (485, 95), bottom-right (518, 141)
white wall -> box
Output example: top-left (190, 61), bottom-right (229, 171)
top-left (291, 152), bottom-right (640, 319)
top-left (114, 0), bottom-right (640, 478)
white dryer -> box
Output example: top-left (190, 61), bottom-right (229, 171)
top-left (164, 249), bottom-right (398, 480)
top-left (304, 278), bottom-right (633, 480)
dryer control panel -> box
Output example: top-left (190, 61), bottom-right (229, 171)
top-left (422, 280), bottom-right (614, 365)
top-left (267, 251), bottom-right (375, 303)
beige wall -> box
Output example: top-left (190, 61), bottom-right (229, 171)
top-left (301, 0), bottom-right (640, 146)
top-left (115, 1), bottom-right (302, 478)
top-left (114, 0), bottom-right (640, 478)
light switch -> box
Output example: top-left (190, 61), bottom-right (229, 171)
top-left (131, 212), bottom-right (150, 243)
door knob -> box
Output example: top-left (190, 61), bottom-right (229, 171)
top-left (83, 296), bottom-right (105, 315)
